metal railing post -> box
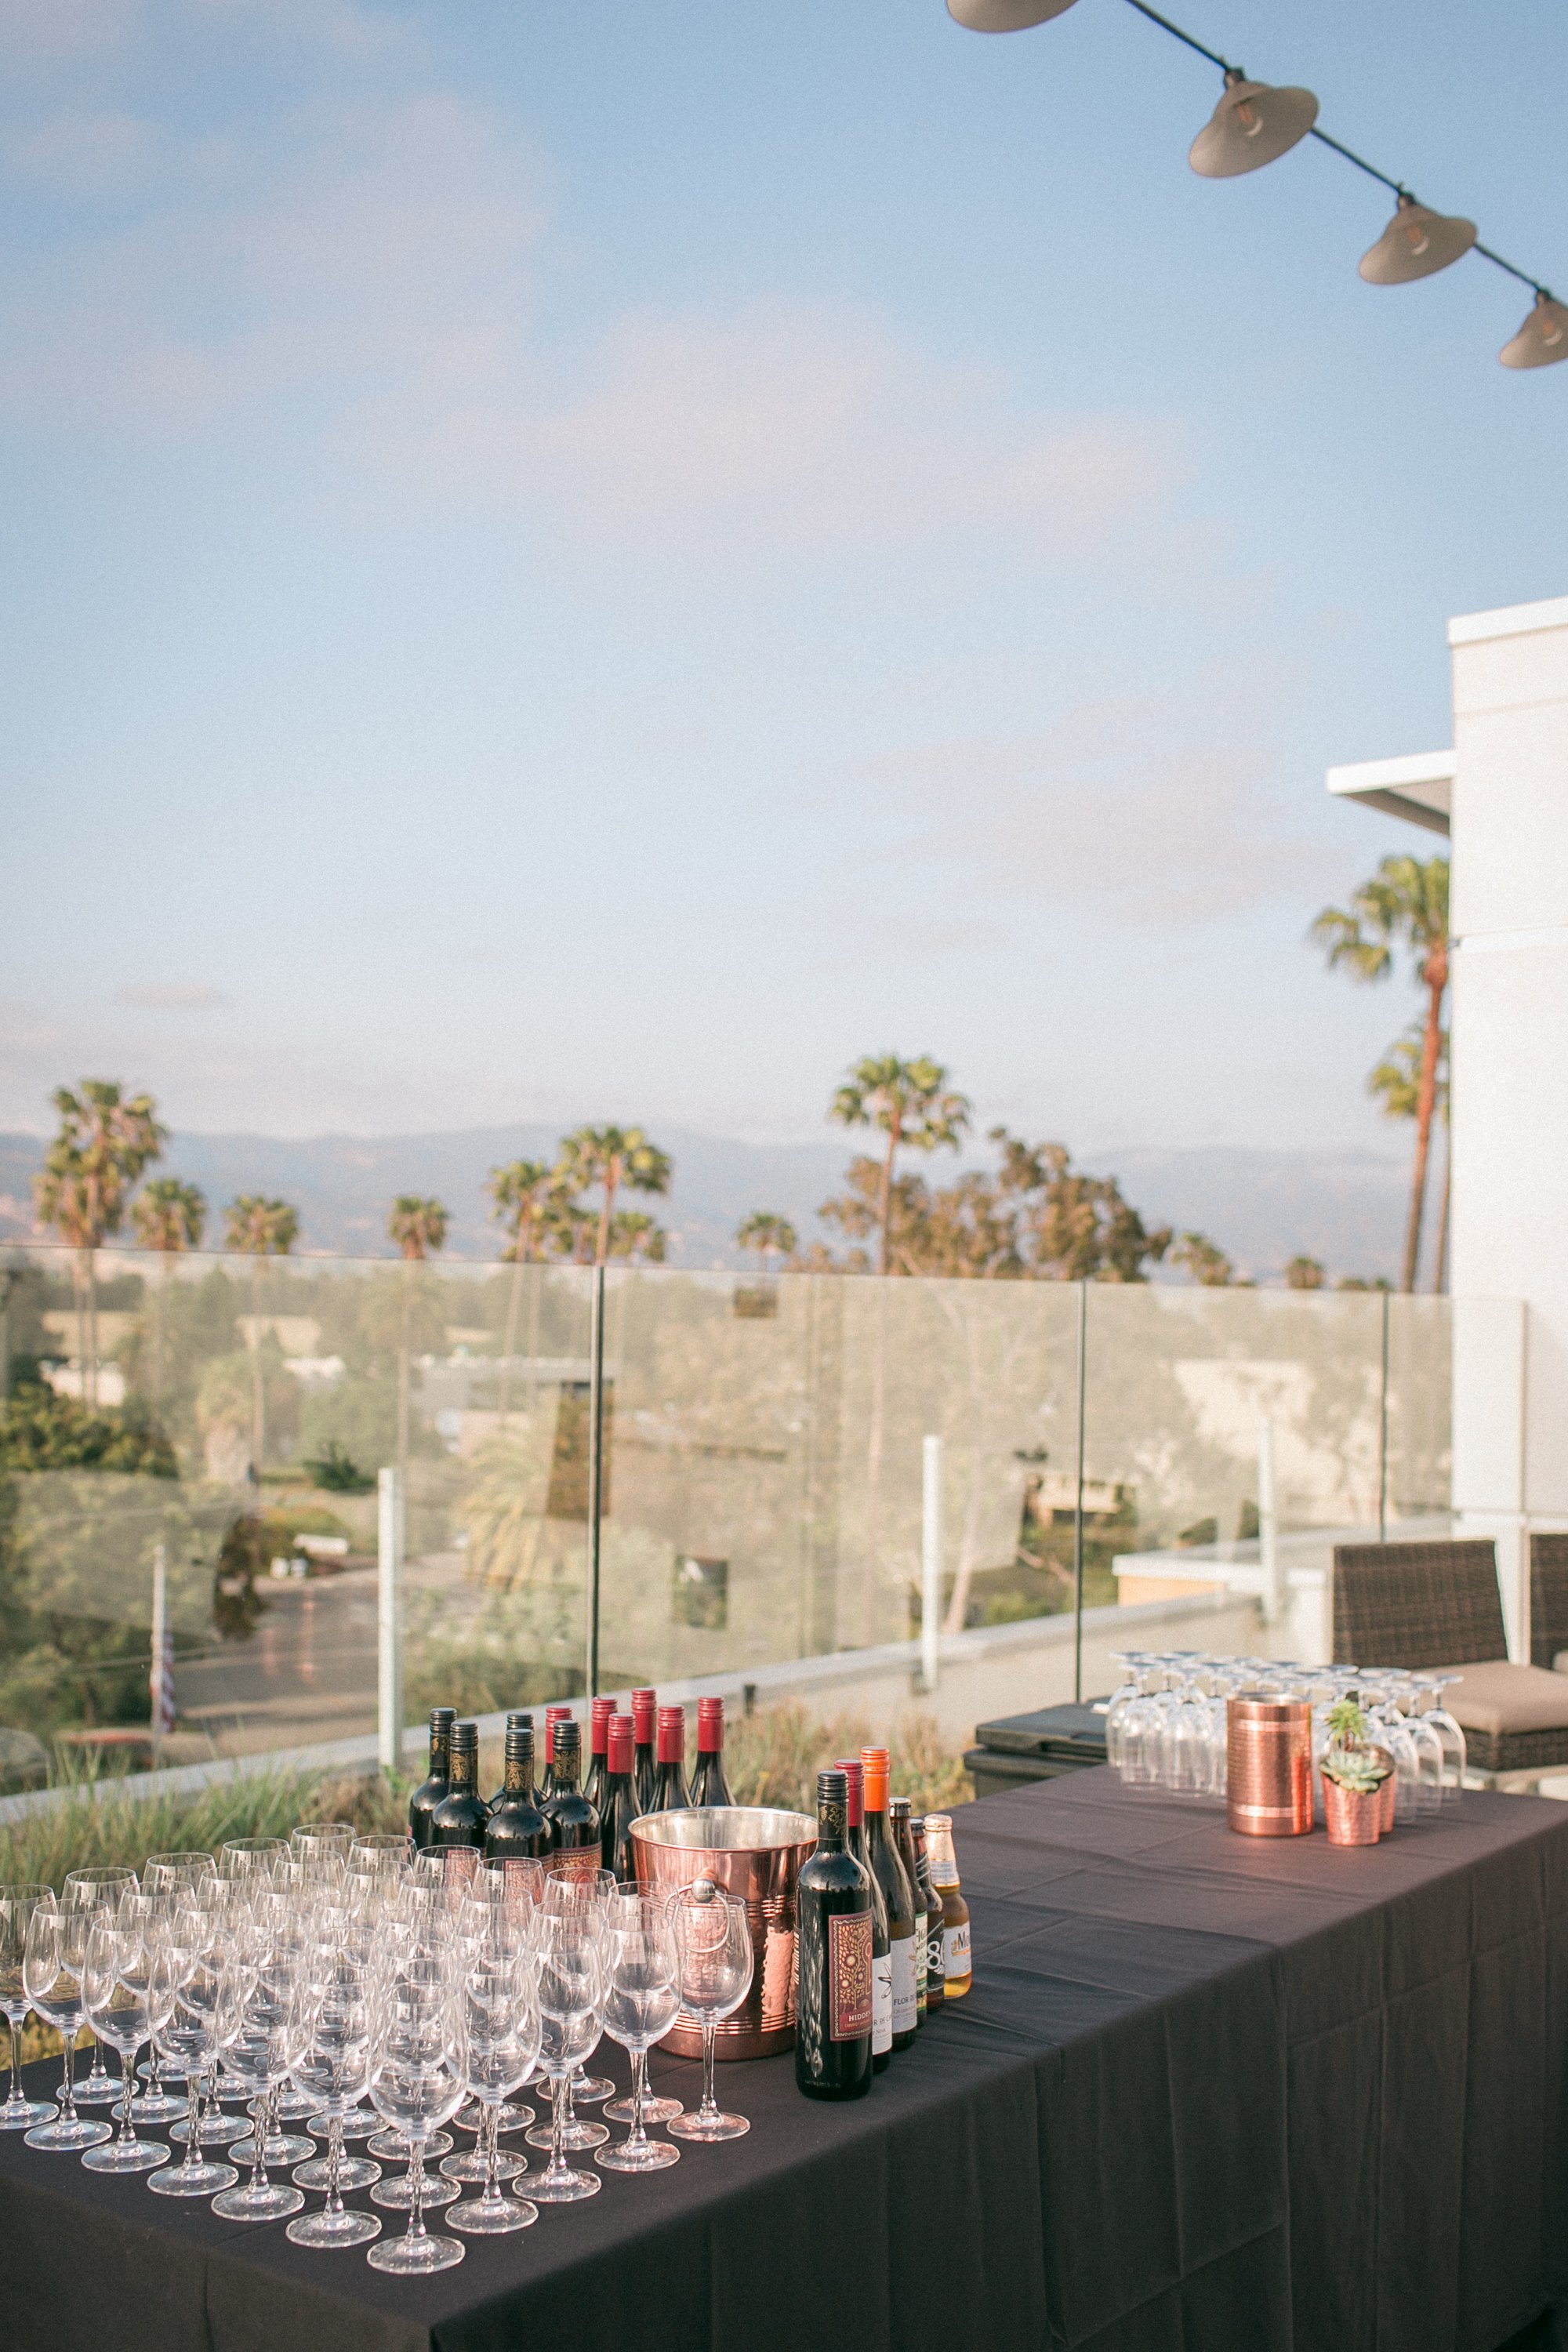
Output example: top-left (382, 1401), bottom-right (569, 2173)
top-left (377, 1465), bottom-right (405, 1775)
top-left (920, 1435), bottom-right (944, 1692)
top-left (1073, 1282), bottom-right (1087, 1704)
top-left (1258, 1417), bottom-right (1283, 1624)
top-left (585, 1265), bottom-right (605, 1702)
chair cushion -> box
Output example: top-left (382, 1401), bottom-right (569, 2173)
top-left (1432, 1660), bottom-right (1568, 1737)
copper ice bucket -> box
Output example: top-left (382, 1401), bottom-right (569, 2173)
top-left (1227, 1689), bottom-right (1313, 1837)
top-left (628, 1806), bottom-right (815, 2059)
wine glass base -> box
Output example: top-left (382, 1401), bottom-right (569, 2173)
top-left (293, 2153), bottom-right (381, 2192)
top-left (315, 2105), bottom-right (375, 2140)
top-left (668, 2111), bottom-right (750, 2143)
top-left (25, 2114), bottom-right (111, 2151)
top-left (229, 2130), bottom-right (315, 2166)
top-left (288, 2206), bottom-right (382, 2249)
top-left (368, 2128), bottom-right (452, 2161)
top-left (212, 2180), bottom-right (305, 2222)
top-left (449, 2192), bottom-right (537, 2234)
top-left (527, 2165), bottom-right (600, 2202)
top-left (596, 2136), bottom-right (680, 2172)
top-left (274, 2089), bottom-right (316, 2119)
top-left (171, 2111), bottom-right (247, 2146)
top-left (0, 2099), bottom-right (58, 2131)
top-left (604, 2092), bottom-right (682, 2125)
top-left (492, 2100), bottom-right (535, 2133)
top-left (526, 2117), bottom-right (607, 2151)
top-left (149, 2158), bottom-right (238, 2197)
top-left (367, 2230), bottom-right (465, 2275)
top-left (544, 2072), bottom-right (612, 2104)
top-left (74, 2073), bottom-right (122, 2107)
top-left (440, 2144), bottom-right (525, 2183)
top-left (82, 2136), bottom-right (169, 2173)
top-left (371, 2171), bottom-right (459, 2212)
top-left (130, 2092), bottom-right (190, 2125)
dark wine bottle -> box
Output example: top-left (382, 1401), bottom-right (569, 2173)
top-left (890, 1796), bottom-right (927, 2027)
top-left (540, 1718), bottom-right (601, 1878)
top-left (837, 1756), bottom-right (890, 2070)
top-left (484, 1721), bottom-right (549, 1861)
top-left (795, 1769), bottom-right (873, 2102)
top-left (583, 1696), bottom-right (615, 1821)
top-left (631, 1687), bottom-right (658, 1816)
top-left (652, 1706), bottom-right (690, 1811)
top-left (408, 1708), bottom-right (456, 1851)
top-left (430, 1720), bottom-right (490, 1856)
top-left (688, 1696), bottom-right (733, 1808)
top-left (540, 1705), bottom-right (572, 1798)
top-left (600, 1712), bottom-right (641, 1883)
top-left (912, 1815), bottom-right (946, 2011)
top-left (488, 1710), bottom-right (533, 1810)
top-left (861, 1746), bottom-right (917, 2052)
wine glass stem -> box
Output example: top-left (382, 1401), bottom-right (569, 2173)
top-left (118, 2043), bottom-right (136, 2144)
top-left (326, 2117), bottom-right (344, 2216)
top-left (549, 2071), bottom-right (567, 2177)
top-left (700, 2015), bottom-right (717, 2119)
top-left (628, 2048), bottom-right (646, 2150)
top-left (6, 2016), bottom-right (20, 2107)
top-left (483, 2105), bottom-right (499, 2199)
top-left (59, 2027), bottom-right (78, 2120)
top-left (407, 2145), bottom-right (427, 2241)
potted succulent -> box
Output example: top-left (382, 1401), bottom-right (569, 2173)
top-left (1320, 1698), bottom-right (1392, 1846)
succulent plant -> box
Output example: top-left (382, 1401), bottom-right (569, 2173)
top-left (1321, 1694), bottom-right (1392, 1794)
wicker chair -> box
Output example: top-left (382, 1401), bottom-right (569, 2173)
top-left (1332, 1538), bottom-right (1568, 1780)
top-left (1530, 1532), bottom-right (1568, 1671)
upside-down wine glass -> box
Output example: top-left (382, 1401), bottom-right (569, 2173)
top-left (666, 1880), bottom-right (753, 2144)
top-left (0, 1885), bottom-right (56, 2132)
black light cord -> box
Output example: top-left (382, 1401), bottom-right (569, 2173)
top-left (1120, 0), bottom-right (1552, 301)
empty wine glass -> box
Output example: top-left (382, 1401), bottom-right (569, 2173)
top-left (24, 1901), bottom-right (114, 2152)
top-left (147, 1944), bottom-right (241, 2198)
top-left (365, 1972), bottom-right (467, 2274)
top-left (527, 1915), bottom-right (604, 2204)
top-left (446, 1962), bottom-right (539, 2233)
top-left (666, 1880), bottom-right (753, 2143)
top-left (212, 1943), bottom-right (307, 2220)
top-left (597, 1894), bottom-right (681, 2174)
top-left (79, 1904), bottom-right (174, 2173)
top-left (62, 1867), bottom-right (136, 2107)
top-left (604, 1882), bottom-right (682, 2128)
top-left (287, 1958), bottom-right (381, 2248)
top-left (539, 1872), bottom-right (616, 2106)
top-left (0, 1885), bottom-right (57, 2132)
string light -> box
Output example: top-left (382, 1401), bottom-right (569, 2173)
top-left (946, 0), bottom-right (1564, 369)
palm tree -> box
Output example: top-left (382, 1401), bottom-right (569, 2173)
top-left (1313, 855), bottom-right (1450, 1293)
top-left (558, 1127), bottom-right (673, 1266)
top-left (1283, 1254), bottom-right (1326, 1290)
top-left (607, 1210), bottom-right (667, 1262)
top-left (487, 1160), bottom-right (557, 1414)
top-left (1171, 1232), bottom-right (1234, 1287)
top-left (34, 1080), bottom-right (166, 1404)
top-left (224, 1195), bottom-right (299, 1479)
top-left (828, 1054), bottom-right (971, 1276)
top-left (1368, 1022), bottom-right (1450, 1295)
top-left (389, 1196), bottom-right (448, 1468)
top-left (735, 1211), bottom-right (798, 1273)
top-left (132, 1177), bottom-right (207, 1406)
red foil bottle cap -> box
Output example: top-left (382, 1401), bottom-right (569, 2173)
top-left (608, 1715), bottom-right (634, 1773)
top-left (696, 1697), bottom-right (724, 1752)
top-left (632, 1690), bottom-right (657, 1741)
top-left (859, 1746), bottom-right (890, 1811)
top-left (657, 1706), bottom-right (685, 1764)
top-left (590, 1696), bottom-right (614, 1754)
top-left (835, 1757), bottom-right (865, 1830)
top-left (544, 1704), bottom-right (572, 1760)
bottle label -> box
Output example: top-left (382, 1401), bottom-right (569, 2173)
top-left (891, 1934), bottom-right (917, 2034)
top-left (943, 1921), bottom-right (971, 1976)
top-left (547, 1846), bottom-right (603, 1882)
top-left (828, 1911), bottom-right (873, 2043)
top-left (872, 1952), bottom-right (892, 2053)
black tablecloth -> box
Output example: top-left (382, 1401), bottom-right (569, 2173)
top-left (4, 1771), bottom-right (1567, 2352)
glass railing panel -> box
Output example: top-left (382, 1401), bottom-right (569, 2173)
top-left (1383, 1294), bottom-right (1453, 1529)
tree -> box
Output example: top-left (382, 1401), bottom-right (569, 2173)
top-left (132, 1176), bottom-right (207, 1408)
top-left (388, 1197), bottom-right (448, 1466)
top-left (1313, 854), bottom-right (1450, 1293)
top-left (993, 1134), bottom-right (1172, 1283)
top-left (1368, 1022), bottom-right (1451, 1295)
top-left (487, 1160), bottom-right (559, 1414)
top-left (1171, 1232), bottom-right (1234, 1287)
top-left (607, 1210), bottom-right (667, 1263)
top-left (829, 1055), bottom-right (971, 1276)
top-left (34, 1081), bottom-right (166, 1406)
top-left (735, 1212), bottom-right (798, 1274)
top-left (223, 1196), bottom-right (299, 1478)
top-left (1284, 1255), bottom-right (1326, 1290)
top-left (557, 1127), bottom-right (673, 1266)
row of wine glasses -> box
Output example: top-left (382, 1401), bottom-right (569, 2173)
top-left (1105, 1652), bottom-right (1468, 1816)
top-left (4, 1825), bottom-right (757, 2276)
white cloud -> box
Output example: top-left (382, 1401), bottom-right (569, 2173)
top-left (115, 982), bottom-right (227, 1009)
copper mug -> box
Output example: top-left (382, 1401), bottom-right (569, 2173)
top-left (1227, 1690), bottom-right (1313, 1837)
top-left (628, 1806), bottom-right (816, 2058)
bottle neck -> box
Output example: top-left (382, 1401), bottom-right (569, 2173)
top-left (448, 1742), bottom-right (478, 1795)
top-left (926, 1831), bottom-right (958, 1886)
top-left (502, 1740), bottom-right (534, 1798)
top-left (428, 1734), bottom-right (451, 1777)
top-left (552, 1755), bottom-right (580, 1793)
top-left (816, 1799), bottom-right (848, 1853)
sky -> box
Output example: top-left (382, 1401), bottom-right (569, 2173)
top-left (2, 0), bottom-right (1564, 1159)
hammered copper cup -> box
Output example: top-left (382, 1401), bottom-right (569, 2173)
top-left (628, 1806), bottom-right (816, 2059)
top-left (1227, 1690), bottom-right (1313, 1837)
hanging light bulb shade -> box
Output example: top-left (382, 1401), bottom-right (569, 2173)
top-left (1359, 195), bottom-right (1476, 285)
top-left (946, 0), bottom-right (1080, 28)
top-left (1189, 68), bottom-right (1318, 179)
top-left (1500, 292), bottom-right (1568, 369)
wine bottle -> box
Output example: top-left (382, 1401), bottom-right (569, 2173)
top-left (488, 1710), bottom-right (533, 1809)
top-left (540, 1704), bottom-right (573, 1798)
top-left (540, 1718), bottom-right (601, 1878)
top-left (794, 1769), bottom-right (873, 2102)
top-left (652, 1706), bottom-right (690, 1811)
top-left (688, 1696), bottom-right (733, 1807)
top-left (861, 1746), bottom-right (917, 2051)
top-left (924, 1814), bottom-right (971, 1998)
top-left (912, 1815), bottom-right (945, 2010)
top-left (600, 1711), bottom-right (641, 1882)
top-left (889, 1797), bottom-right (927, 2027)
top-left (837, 1755), bottom-right (890, 2071)
top-left (430, 1720), bottom-right (490, 1858)
top-left (408, 1707), bottom-right (456, 1851)
top-left (631, 1687), bottom-right (658, 1816)
top-left (584, 1695), bottom-right (615, 1820)
top-left (485, 1720), bottom-right (549, 1861)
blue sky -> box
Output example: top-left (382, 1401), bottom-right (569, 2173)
top-left (2, 0), bottom-right (1563, 1156)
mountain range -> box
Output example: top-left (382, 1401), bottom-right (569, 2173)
top-left (0, 1125), bottom-right (1411, 1282)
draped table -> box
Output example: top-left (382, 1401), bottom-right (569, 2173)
top-left (3, 1769), bottom-right (1566, 2352)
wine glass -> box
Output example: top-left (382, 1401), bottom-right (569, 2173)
top-left (597, 1894), bottom-right (681, 2174)
top-left (527, 1915), bottom-right (604, 2203)
top-left (212, 1944), bottom-right (307, 2220)
top-left (168, 1885), bottom-right (252, 2149)
top-left (1411, 1673), bottom-right (1468, 1796)
top-left (79, 1904), bottom-right (174, 2173)
top-left (147, 1943), bottom-right (241, 2198)
top-left (220, 1838), bottom-right (290, 1886)
top-left (666, 1881), bottom-right (754, 2143)
top-left (22, 1900), bottom-right (112, 2151)
top-left (603, 1882), bottom-right (683, 2127)
top-left (446, 1962), bottom-right (540, 2233)
top-left (365, 1973), bottom-right (467, 2275)
top-left (287, 1958), bottom-right (381, 2248)
top-left (370, 1957), bottom-right (459, 2211)
top-left (0, 1885), bottom-right (57, 2132)
top-left (539, 1871), bottom-right (616, 2106)
top-left (62, 1867), bottom-right (136, 2107)
top-left (290, 1824), bottom-right (354, 1886)
top-left (445, 1892), bottom-right (537, 2158)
